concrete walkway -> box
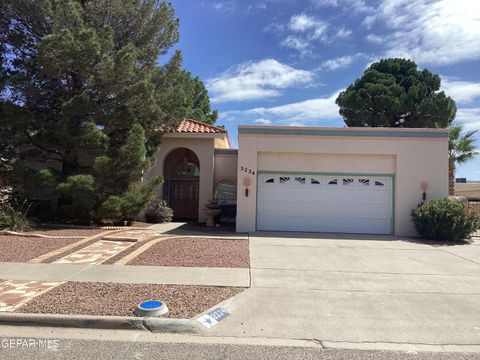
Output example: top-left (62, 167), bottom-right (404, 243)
top-left (0, 262), bottom-right (249, 287)
top-left (207, 233), bottom-right (480, 346)
top-left (148, 222), bottom-right (248, 239)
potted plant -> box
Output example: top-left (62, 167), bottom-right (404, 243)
top-left (202, 199), bottom-right (221, 227)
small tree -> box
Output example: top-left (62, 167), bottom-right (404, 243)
top-left (448, 124), bottom-right (478, 195)
top-left (336, 58), bottom-right (457, 128)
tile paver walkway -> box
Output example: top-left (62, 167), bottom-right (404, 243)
top-left (0, 280), bottom-right (62, 312)
top-left (55, 240), bottom-right (133, 265)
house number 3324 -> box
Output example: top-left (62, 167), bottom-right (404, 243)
top-left (240, 166), bottom-right (255, 175)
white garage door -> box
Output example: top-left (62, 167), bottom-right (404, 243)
top-left (257, 173), bottom-right (393, 234)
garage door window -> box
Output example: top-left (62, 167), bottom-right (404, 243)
top-left (263, 176), bottom-right (275, 184)
top-left (279, 176), bottom-right (291, 184)
top-left (342, 178), bottom-right (354, 186)
top-left (310, 178), bottom-right (321, 185)
top-left (358, 178), bottom-right (370, 186)
top-left (294, 177), bottom-right (306, 184)
top-left (327, 178), bottom-right (339, 185)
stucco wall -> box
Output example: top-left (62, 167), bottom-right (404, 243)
top-left (236, 128), bottom-right (449, 236)
top-left (144, 136), bottom-right (215, 222)
top-left (214, 150), bottom-right (238, 185)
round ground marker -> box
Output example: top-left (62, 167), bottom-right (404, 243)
top-left (135, 300), bottom-right (169, 317)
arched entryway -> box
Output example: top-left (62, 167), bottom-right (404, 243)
top-left (164, 148), bottom-right (200, 220)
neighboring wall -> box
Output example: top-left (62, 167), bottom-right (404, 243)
top-left (214, 149), bottom-right (238, 186)
top-left (236, 128), bottom-right (449, 236)
top-left (455, 183), bottom-right (480, 200)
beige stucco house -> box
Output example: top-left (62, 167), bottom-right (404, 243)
top-left (145, 119), bottom-right (237, 223)
top-left (148, 119), bottom-right (449, 236)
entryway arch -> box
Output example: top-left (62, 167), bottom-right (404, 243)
top-left (163, 148), bottom-right (200, 219)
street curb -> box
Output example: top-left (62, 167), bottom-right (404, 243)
top-left (0, 313), bottom-right (203, 334)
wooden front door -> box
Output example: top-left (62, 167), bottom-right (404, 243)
top-left (170, 181), bottom-right (199, 219)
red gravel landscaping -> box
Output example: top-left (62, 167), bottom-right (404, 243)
top-left (128, 237), bottom-right (250, 268)
top-left (17, 282), bottom-right (245, 318)
top-left (25, 228), bottom-right (107, 237)
top-left (0, 236), bottom-right (79, 262)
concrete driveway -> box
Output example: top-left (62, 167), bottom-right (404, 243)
top-left (209, 233), bottom-right (480, 348)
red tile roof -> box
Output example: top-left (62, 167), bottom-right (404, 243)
top-left (171, 119), bottom-right (226, 134)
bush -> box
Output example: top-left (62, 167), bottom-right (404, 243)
top-left (411, 198), bottom-right (480, 242)
top-left (145, 199), bottom-right (173, 223)
top-left (0, 200), bottom-right (32, 231)
top-left (97, 178), bottom-right (163, 224)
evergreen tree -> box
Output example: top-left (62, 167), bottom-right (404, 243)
top-left (0, 0), bottom-right (216, 223)
top-left (336, 58), bottom-right (457, 128)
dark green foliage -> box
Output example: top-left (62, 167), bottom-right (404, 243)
top-left (98, 176), bottom-right (162, 223)
top-left (0, 1), bottom-right (217, 223)
top-left (145, 199), bottom-right (173, 223)
top-left (336, 58), bottom-right (457, 128)
top-left (0, 200), bottom-right (32, 231)
top-left (56, 174), bottom-right (97, 223)
top-left (411, 199), bottom-right (480, 242)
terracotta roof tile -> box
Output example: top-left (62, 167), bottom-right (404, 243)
top-left (172, 119), bottom-right (226, 134)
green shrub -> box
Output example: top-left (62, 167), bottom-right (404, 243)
top-left (56, 175), bottom-right (97, 223)
top-left (97, 177), bottom-right (163, 224)
top-left (411, 198), bottom-right (480, 242)
top-left (145, 199), bottom-right (173, 223)
top-left (0, 200), bottom-right (32, 231)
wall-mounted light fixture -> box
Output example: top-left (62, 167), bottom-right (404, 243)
top-left (420, 181), bottom-right (428, 202)
top-left (243, 177), bottom-right (250, 197)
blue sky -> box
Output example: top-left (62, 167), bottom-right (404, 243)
top-left (169, 0), bottom-right (480, 180)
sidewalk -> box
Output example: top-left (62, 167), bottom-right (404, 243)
top-left (148, 222), bottom-right (248, 239)
top-left (0, 262), bottom-right (249, 287)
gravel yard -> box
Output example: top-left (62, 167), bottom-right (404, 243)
top-left (17, 282), bottom-right (245, 318)
top-left (25, 228), bottom-right (107, 237)
top-left (0, 236), bottom-right (79, 262)
top-left (102, 239), bottom-right (156, 265)
top-left (128, 237), bottom-right (250, 268)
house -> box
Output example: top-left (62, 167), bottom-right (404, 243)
top-left (146, 119), bottom-right (449, 236)
top-left (145, 119), bottom-right (237, 223)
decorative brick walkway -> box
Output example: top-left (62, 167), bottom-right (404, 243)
top-left (103, 229), bottom-right (160, 242)
top-left (54, 240), bottom-right (133, 265)
top-left (0, 280), bottom-right (62, 312)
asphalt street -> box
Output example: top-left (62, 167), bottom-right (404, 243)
top-left (1, 340), bottom-right (479, 360)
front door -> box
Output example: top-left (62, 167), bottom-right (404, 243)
top-left (170, 181), bottom-right (199, 219)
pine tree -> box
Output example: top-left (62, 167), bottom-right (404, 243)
top-left (0, 0), bottom-right (216, 223)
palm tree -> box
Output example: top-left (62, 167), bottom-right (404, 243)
top-left (448, 124), bottom-right (478, 195)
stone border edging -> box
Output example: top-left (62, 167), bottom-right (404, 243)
top-left (29, 229), bottom-right (125, 264)
top-left (0, 312), bottom-right (203, 334)
top-left (1, 231), bottom-right (84, 239)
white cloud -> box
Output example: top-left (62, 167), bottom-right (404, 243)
top-left (362, 15), bottom-right (376, 29)
top-left (247, 2), bottom-right (267, 13)
top-left (336, 27), bottom-right (352, 39)
top-left (255, 119), bottom-right (273, 125)
top-left (317, 53), bottom-right (366, 71)
top-left (365, 34), bottom-right (384, 44)
top-left (318, 56), bottom-right (354, 71)
top-left (281, 36), bottom-right (311, 56)
top-left (289, 14), bottom-right (328, 40)
top-left (441, 78), bottom-right (480, 104)
top-left (245, 90), bottom-right (341, 121)
top-left (288, 122), bottom-right (306, 126)
top-left (206, 59), bottom-right (316, 103)
top-left (264, 22), bottom-right (284, 33)
top-left (211, 1), bottom-right (236, 13)
top-left (311, 0), bottom-right (338, 6)
top-left (456, 108), bottom-right (480, 132)
top-left (376, 0), bottom-right (480, 65)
